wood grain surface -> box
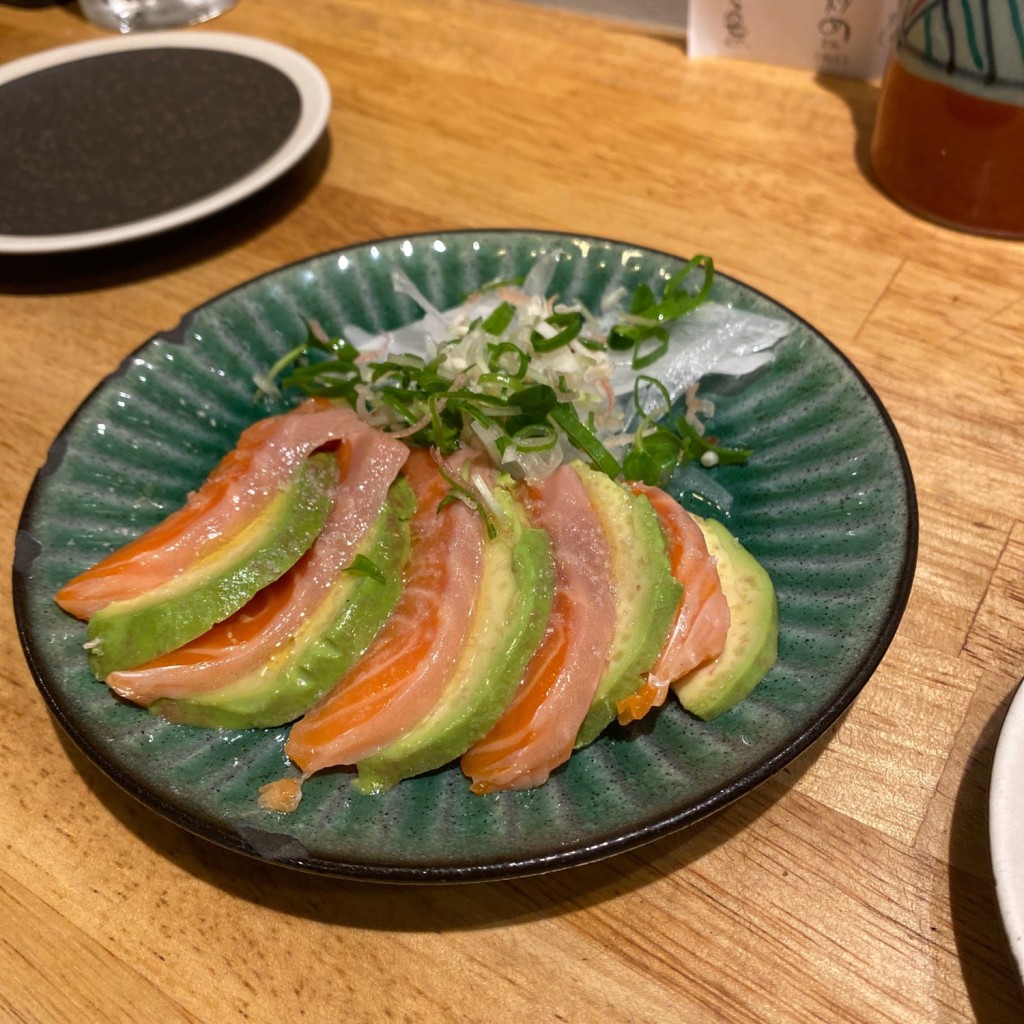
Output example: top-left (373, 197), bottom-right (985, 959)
top-left (1, 2), bottom-right (1023, 1021)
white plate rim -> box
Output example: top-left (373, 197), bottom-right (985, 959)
top-left (990, 676), bottom-right (1024, 978)
top-left (0, 31), bottom-right (331, 255)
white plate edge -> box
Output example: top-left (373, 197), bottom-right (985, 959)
top-left (989, 675), bottom-right (1024, 979)
top-left (0, 31), bottom-right (331, 255)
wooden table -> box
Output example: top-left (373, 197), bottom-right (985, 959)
top-left (2, 2), bottom-right (1023, 1021)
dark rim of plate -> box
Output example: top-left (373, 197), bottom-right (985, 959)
top-left (11, 229), bottom-right (919, 884)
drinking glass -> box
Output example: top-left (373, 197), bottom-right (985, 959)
top-left (79, 0), bottom-right (237, 32)
top-left (870, 0), bottom-right (1024, 237)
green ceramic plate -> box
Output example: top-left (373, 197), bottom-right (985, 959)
top-left (13, 230), bottom-right (917, 882)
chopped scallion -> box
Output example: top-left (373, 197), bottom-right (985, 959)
top-left (260, 252), bottom-right (748, 490)
top-left (344, 554), bottom-right (386, 583)
top-left (482, 301), bottom-right (517, 336)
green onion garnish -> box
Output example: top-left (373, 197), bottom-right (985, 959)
top-left (508, 423), bottom-right (558, 453)
top-left (487, 341), bottom-right (529, 379)
top-left (549, 402), bottom-right (620, 478)
top-left (261, 253), bottom-right (743, 491)
top-left (434, 459), bottom-right (498, 539)
top-left (344, 554), bottom-right (386, 583)
top-left (482, 301), bottom-right (517, 336)
top-left (531, 311), bottom-right (583, 353)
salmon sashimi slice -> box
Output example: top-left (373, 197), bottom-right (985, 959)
top-left (145, 482), bottom-right (413, 728)
top-left (460, 464), bottom-right (615, 794)
top-left (352, 486), bottom-right (554, 795)
top-left (616, 483), bottom-right (730, 726)
top-left (55, 398), bottom-right (366, 620)
top-left (284, 447), bottom-right (486, 775)
top-left (105, 426), bottom-right (410, 707)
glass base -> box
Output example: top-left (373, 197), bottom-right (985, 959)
top-left (871, 56), bottom-right (1024, 239)
top-left (78, 0), bottom-right (237, 32)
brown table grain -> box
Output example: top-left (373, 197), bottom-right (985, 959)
top-left (2, 2), bottom-right (1023, 1021)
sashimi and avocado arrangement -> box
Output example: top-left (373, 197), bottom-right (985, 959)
top-left (54, 253), bottom-right (780, 805)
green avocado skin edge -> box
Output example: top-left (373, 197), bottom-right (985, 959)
top-left (672, 516), bottom-right (778, 721)
top-left (353, 494), bottom-right (556, 795)
top-left (573, 465), bottom-right (682, 750)
top-left (86, 454), bottom-right (337, 680)
top-left (151, 478), bottom-right (416, 730)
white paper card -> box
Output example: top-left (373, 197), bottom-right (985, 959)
top-left (687, 0), bottom-right (899, 79)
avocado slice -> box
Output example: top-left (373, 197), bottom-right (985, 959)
top-left (572, 464), bottom-right (683, 749)
top-left (86, 454), bottom-right (336, 679)
top-left (672, 517), bottom-right (778, 720)
top-left (353, 485), bottom-right (555, 795)
top-left (151, 479), bottom-right (416, 729)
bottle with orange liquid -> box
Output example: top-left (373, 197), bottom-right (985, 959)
top-left (870, 0), bottom-right (1024, 237)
